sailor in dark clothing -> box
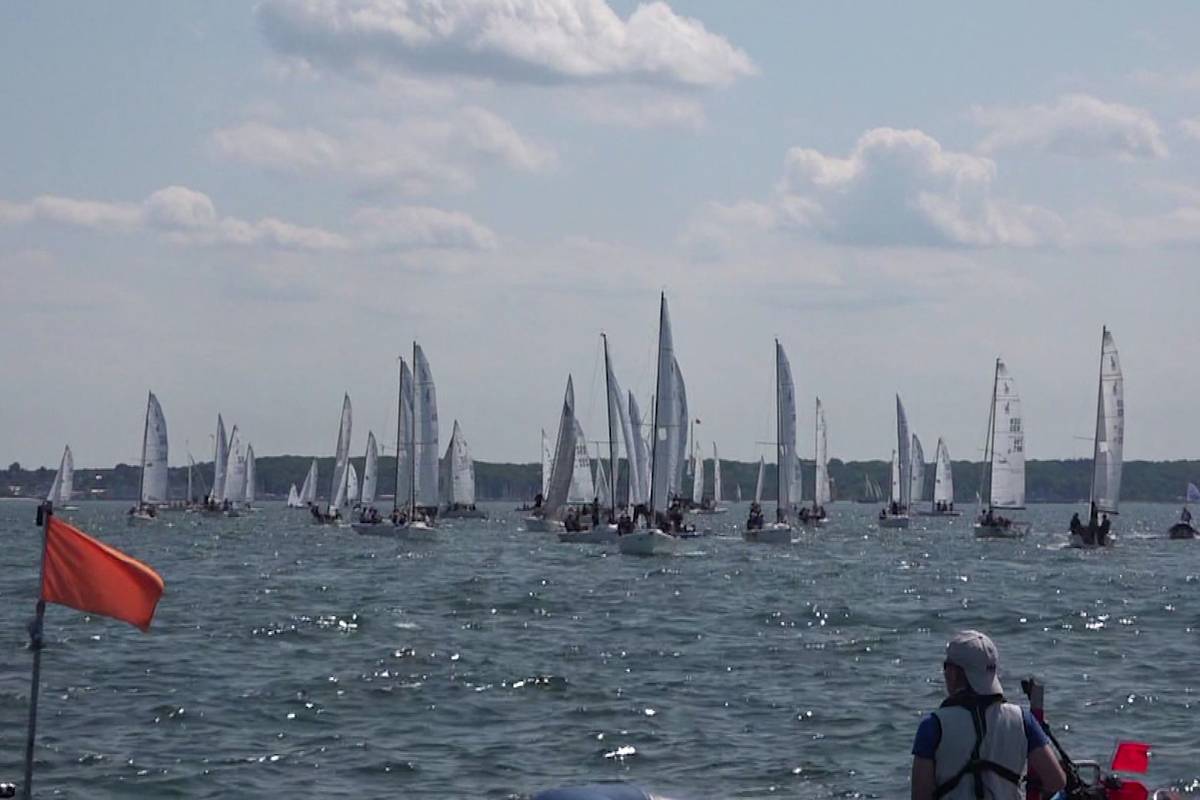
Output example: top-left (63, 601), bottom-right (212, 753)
top-left (533, 492), bottom-right (544, 509)
top-left (1098, 514), bottom-right (1111, 546)
top-left (591, 498), bottom-right (600, 527)
top-left (1069, 512), bottom-right (1082, 537)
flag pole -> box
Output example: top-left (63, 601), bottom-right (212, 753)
top-left (23, 502), bottom-right (52, 800)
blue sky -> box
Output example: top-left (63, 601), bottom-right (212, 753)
top-left (3, 1), bottom-right (1200, 469)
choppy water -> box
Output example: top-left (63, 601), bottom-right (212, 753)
top-left (0, 501), bottom-right (1196, 798)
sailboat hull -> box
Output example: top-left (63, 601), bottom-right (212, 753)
top-left (441, 507), bottom-right (488, 519)
top-left (975, 522), bottom-right (1030, 539)
top-left (743, 524), bottom-right (792, 544)
top-left (558, 526), bottom-right (619, 544)
top-left (524, 515), bottom-right (564, 533)
top-left (878, 515), bottom-right (910, 529)
top-left (618, 530), bottom-right (677, 555)
top-left (1168, 522), bottom-right (1197, 540)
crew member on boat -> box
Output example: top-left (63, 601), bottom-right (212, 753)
top-left (746, 501), bottom-right (764, 530)
top-left (910, 630), bottom-right (1065, 800)
top-left (1181, 506), bottom-right (1193, 524)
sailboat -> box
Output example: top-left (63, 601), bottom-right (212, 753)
top-left (222, 425), bottom-right (246, 517)
top-left (200, 414), bottom-right (230, 515)
top-left (314, 393), bottom-right (352, 525)
top-left (292, 459), bottom-right (318, 508)
top-left (857, 472), bottom-right (884, 503)
top-left (696, 442), bottom-right (728, 514)
top-left (919, 438), bottom-right (960, 516)
top-left (128, 391), bottom-right (168, 522)
top-left (1069, 327), bottom-right (1124, 548)
top-left (744, 339), bottom-right (796, 543)
top-left (1168, 483), bottom-right (1199, 539)
top-left (442, 420), bottom-right (487, 519)
top-left (186, 453), bottom-right (210, 511)
top-left (527, 375), bottom-right (578, 533)
top-left (356, 357), bottom-right (420, 535)
top-left (412, 343), bottom-right (440, 524)
top-left (975, 358), bottom-right (1029, 537)
top-left (46, 445), bottom-right (75, 509)
top-left (620, 294), bottom-right (693, 555)
top-left (346, 463), bottom-right (360, 505)
top-left (286, 483), bottom-right (301, 508)
top-left (879, 395), bottom-right (911, 528)
top-left (802, 398), bottom-right (831, 525)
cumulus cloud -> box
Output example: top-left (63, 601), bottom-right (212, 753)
top-left (0, 186), bottom-right (496, 253)
top-left (256, 0), bottom-right (756, 88)
top-left (973, 94), bottom-right (1167, 159)
top-left (771, 127), bottom-right (1064, 247)
top-left (211, 107), bottom-right (554, 193)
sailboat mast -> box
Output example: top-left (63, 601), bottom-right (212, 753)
top-left (648, 294), bottom-right (666, 518)
top-left (982, 358), bottom-right (1000, 513)
top-left (138, 391), bottom-right (151, 505)
top-left (775, 340), bottom-right (783, 514)
top-left (393, 357), bottom-right (403, 515)
top-left (602, 333), bottom-right (618, 519)
top-left (410, 342), bottom-right (418, 517)
top-left (812, 397), bottom-right (818, 513)
top-left (1089, 326), bottom-right (1107, 518)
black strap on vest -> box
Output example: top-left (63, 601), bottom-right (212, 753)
top-left (933, 693), bottom-right (1023, 799)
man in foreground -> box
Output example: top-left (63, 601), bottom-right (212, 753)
top-left (911, 630), bottom-right (1066, 800)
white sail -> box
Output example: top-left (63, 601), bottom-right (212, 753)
top-left (396, 359), bottom-right (414, 510)
top-left (595, 458), bottom-right (612, 509)
top-left (691, 446), bottom-right (705, 504)
top-left (754, 456), bottom-right (765, 504)
top-left (540, 428), bottom-right (552, 497)
top-left (1091, 328), bottom-right (1124, 514)
top-left (604, 344), bottom-right (638, 509)
top-left (287, 483), bottom-right (301, 507)
top-left (47, 445), bottom-right (73, 505)
top-left (896, 395), bottom-right (911, 509)
top-left (413, 344), bottom-right (439, 509)
top-left (672, 358), bottom-right (689, 500)
top-left (890, 450), bottom-right (900, 502)
top-left (814, 399), bottom-right (831, 506)
top-left (989, 360), bottom-right (1025, 509)
top-left (568, 418), bottom-right (595, 503)
top-left (543, 376), bottom-right (578, 518)
top-left (347, 463), bottom-right (360, 504)
top-left (776, 341), bottom-right (797, 515)
top-left (361, 432), bottom-right (379, 505)
top-left (212, 414), bottom-right (228, 502)
top-left (299, 459), bottom-right (318, 504)
top-left (224, 426), bottom-right (245, 503)
top-left (910, 434), bottom-right (925, 507)
top-left (445, 420), bottom-right (475, 506)
top-left (330, 393), bottom-right (353, 510)
top-left (245, 444), bottom-right (256, 504)
top-left (713, 442), bottom-right (723, 503)
top-left (628, 392), bottom-right (651, 506)
top-left (650, 295), bottom-right (679, 512)
top-left (141, 392), bottom-right (169, 504)
top-left (933, 438), bottom-right (953, 507)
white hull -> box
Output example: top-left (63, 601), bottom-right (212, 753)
top-left (558, 526), bottom-right (619, 544)
top-left (743, 524), bottom-right (793, 544)
top-left (974, 522), bottom-right (1030, 539)
top-left (1067, 532), bottom-right (1114, 549)
top-left (618, 530), bottom-right (677, 555)
top-left (878, 514), bottom-right (910, 529)
top-left (524, 515), bottom-right (564, 533)
top-left (127, 512), bottom-right (157, 524)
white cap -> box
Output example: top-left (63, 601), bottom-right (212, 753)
top-left (945, 630), bottom-right (1004, 695)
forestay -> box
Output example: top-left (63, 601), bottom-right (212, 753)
top-left (413, 345), bottom-right (439, 508)
top-left (141, 392), bottom-right (169, 504)
top-left (1091, 328), bottom-right (1124, 514)
top-left (990, 360), bottom-right (1025, 509)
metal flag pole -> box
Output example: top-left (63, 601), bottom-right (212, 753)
top-left (23, 501), bottom-right (52, 800)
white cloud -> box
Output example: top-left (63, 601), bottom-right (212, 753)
top-left (772, 127), bottom-right (1063, 247)
top-left (0, 187), bottom-right (496, 253)
top-left (973, 93), bottom-right (1168, 159)
top-left (1180, 117), bottom-right (1200, 142)
top-left (256, 0), bottom-right (756, 89)
top-left (211, 108), bottom-right (554, 193)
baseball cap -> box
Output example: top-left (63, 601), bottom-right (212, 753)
top-left (945, 630), bottom-right (1004, 695)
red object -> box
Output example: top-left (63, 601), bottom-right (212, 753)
top-left (1106, 780), bottom-right (1149, 800)
top-left (1110, 742), bottom-right (1151, 774)
top-left (41, 516), bottom-right (165, 631)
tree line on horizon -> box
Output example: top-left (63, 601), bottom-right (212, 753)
top-left (4, 456), bottom-right (1199, 504)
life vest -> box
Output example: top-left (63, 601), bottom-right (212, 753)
top-left (932, 694), bottom-right (1027, 800)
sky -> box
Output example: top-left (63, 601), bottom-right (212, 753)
top-left (3, 1), bottom-right (1200, 470)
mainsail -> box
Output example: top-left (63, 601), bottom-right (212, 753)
top-left (691, 445), bottom-right (705, 505)
top-left (712, 442), bottom-right (723, 504)
top-left (754, 456), bottom-right (765, 504)
top-left (224, 426), bottom-right (245, 503)
top-left (47, 445), bottom-right (73, 505)
top-left (413, 344), bottom-right (439, 509)
top-left (595, 458), bottom-right (611, 509)
top-left (330, 393), bottom-right (353, 511)
top-left (140, 392), bottom-right (169, 505)
top-left (540, 428), bottom-right (552, 498)
top-left (444, 420), bottom-right (475, 506)
top-left (933, 438), bottom-right (953, 508)
top-left (988, 359), bottom-right (1025, 509)
top-left (245, 444), bottom-right (256, 504)
top-left (776, 341), bottom-right (797, 517)
top-left (212, 414), bottom-right (228, 502)
top-left (543, 376), bottom-right (578, 518)
top-left (1091, 328), bottom-right (1124, 514)
top-left (670, 358), bottom-right (689, 500)
top-left (896, 395), bottom-right (912, 510)
top-left (890, 450), bottom-right (900, 503)
top-left (649, 295), bottom-right (679, 513)
top-left (604, 339), bottom-right (637, 509)
top-left (814, 399), bottom-right (831, 507)
top-left (628, 392), bottom-right (650, 506)
top-left (395, 359), bottom-right (414, 511)
top-left (362, 432), bottom-right (378, 505)
top-left (347, 463), bottom-right (360, 504)
top-left (910, 434), bottom-right (926, 507)
top-left (568, 418), bottom-right (595, 503)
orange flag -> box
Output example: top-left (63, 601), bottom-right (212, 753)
top-left (40, 516), bottom-right (164, 631)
